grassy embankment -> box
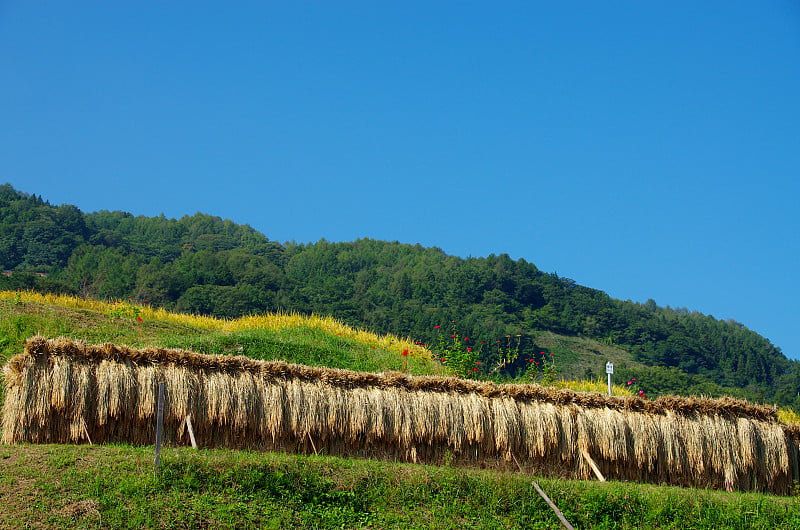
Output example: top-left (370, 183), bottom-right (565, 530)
top-left (0, 290), bottom-right (445, 378)
top-left (1, 291), bottom-right (799, 528)
top-left (3, 443), bottom-right (800, 529)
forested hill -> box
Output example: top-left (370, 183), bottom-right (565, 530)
top-left (3, 184), bottom-right (799, 407)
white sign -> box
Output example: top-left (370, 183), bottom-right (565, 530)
top-left (605, 362), bottom-right (614, 375)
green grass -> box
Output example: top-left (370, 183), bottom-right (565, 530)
top-left (1, 444), bottom-right (798, 529)
top-left (158, 325), bottom-right (430, 374)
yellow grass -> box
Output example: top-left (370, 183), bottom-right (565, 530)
top-left (778, 407), bottom-right (800, 425)
top-left (552, 378), bottom-right (633, 396)
top-left (0, 290), bottom-right (430, 359)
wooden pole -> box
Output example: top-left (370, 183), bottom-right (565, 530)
top-left (186, 415), bottom-right (198, 449)
top-left (307, 432), bottom-right (318, 455)
top-left (81, 417), bottom-right (92, 445)
top-left (580, 447), bottom-right (606, 482)
top-left (154, 382), bottom-right (165, 474)
top-left (530, 481), bottom-right (575, 530)
top-left (511, 452), bottom-right (575, 530)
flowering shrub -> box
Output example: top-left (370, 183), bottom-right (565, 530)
top-left (433, 322), bottom-right (481, 378)
top-left (525, 350), bottom-right (558, 385)
top-left (432, 323), bottom-right (541, 380)
top-left (626, 378), bottom-right (646, 399)
top-left (495, 334), bottom-right (522, 366)
top-left (108, 298), bottom-right (142, 321)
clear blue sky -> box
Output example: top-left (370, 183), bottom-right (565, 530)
top-left (2, 2), bottom-right (799, 358)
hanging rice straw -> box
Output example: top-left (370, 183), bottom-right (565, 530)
top-left (3, 336), bottom-right (799, 494)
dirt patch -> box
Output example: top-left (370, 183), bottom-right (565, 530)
top-left (56, 498), bottom-right (100, 518)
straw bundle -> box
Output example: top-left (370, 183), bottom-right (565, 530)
top-left (3, 336), bottom-right (799, 494)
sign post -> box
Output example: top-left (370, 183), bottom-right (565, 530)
top-left (605, 362), bottom-right (614, 396)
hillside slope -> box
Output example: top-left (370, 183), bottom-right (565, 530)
top-left (1, 184), bottom-right (797, 407)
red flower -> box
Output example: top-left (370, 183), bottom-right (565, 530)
top-left (435, 325), bottom-right (440, 329)
top-left (466, 347), bottom-right (472, 352)
top-left (476, 362), bottom-right (481, 366)
top-left (480, 341), bottom-right (484, 344)
top-left (550, 352), bottom-right (555, 356)
top-left (638, 390), bottom-right (645, 396)
top-left (137, 317), bottom-right (143, 322)
top-left (441, 358), bottom-right (446, 362)
top-left (464, 337), bottom-right (469, 341)
top-left (371, 346), bottom-right (376, 349)
top-left (529, 359), bottom-right (534, 362)
top-left (402, 349), bottom-right (408, 356)
top-left (452, 335), bottom-right (456, 338)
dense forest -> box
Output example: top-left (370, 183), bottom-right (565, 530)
top-left (2, 184), bottom-right (798, 407)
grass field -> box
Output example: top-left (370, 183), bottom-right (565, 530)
top-left (2, 291), bottom-right (800, 528)
top-left (2, 443), bottom-right (799, 529)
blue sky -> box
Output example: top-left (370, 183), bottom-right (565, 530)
top-left (2, 2), bottom-right (799, 358)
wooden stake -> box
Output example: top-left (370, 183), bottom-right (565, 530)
top-left (154, 382), bottom-right (165, 474)
top-left (511, 452), bottom-right (524, 473)
top-left (530, 481), bottom-right (575, 530)
top-left (511, 452), bottom-right (575, 530)
top-left (307, 432), bottom-right (318, 455)
top-left (580, 447), bottom-right (606, 482)
top-left (81, 417), bottom-right (92, 445)
top-left (186, 415), bottom-right (198, 449)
